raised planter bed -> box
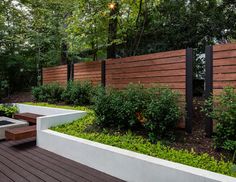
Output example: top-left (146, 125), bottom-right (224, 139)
top-left (36, 109), bottom-right (236, 182)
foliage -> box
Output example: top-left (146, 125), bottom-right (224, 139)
top-left (61, 81), bottom-right (95, 106)
top-left (0, 104), bottom-right (18, 117)
top-left (32, 83), bottom-right (64, 104)
top-left (0, 80), bottom-right (9, 99)
top-left (144, 88), bottom-right (181, 141)
top-left (94, 84), bottom-right (181, 141)
top-left (94, 84), bottom-right (150, 129)
top-left (203, 87), bottom-right (236, 152)
top-left (1, 0), bottom-right (236, 93)
top-left (47, 106), bottom-right (235, 177)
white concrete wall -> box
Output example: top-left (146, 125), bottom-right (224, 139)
top-left (36, 115), bottom-right (236, 182)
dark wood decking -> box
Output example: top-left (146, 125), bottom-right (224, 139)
top-left (0, 138), bottom-right (123, 182)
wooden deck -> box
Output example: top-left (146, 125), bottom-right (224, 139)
top-left (0, 138), bottom-right (123, 182)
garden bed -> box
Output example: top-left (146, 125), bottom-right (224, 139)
top-left (28, 103), bottom-right (236, 180)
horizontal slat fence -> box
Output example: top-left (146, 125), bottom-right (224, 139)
top-left (42, 49), bottom-right (192, 133)
top-left (213, 43), bottom-right (236, 96)
top-left (205, 43), bottom-right (236, 137)
top-left (43, 65), bottom-right (68, 85)
top-left (106, 50), bottom-right (186, 96)
top-left (73, 61), bottom-right (102, 85)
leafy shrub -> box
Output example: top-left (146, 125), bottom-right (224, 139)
top-left (0, 104), bottom-right (18, 117)
top-left (94, 87), bottom-right (130, 129)
top-left (204, 87), bottom-right (236, 152)
top-left (61, 81), bottom-right (95, 106)
top-left (94, 84), bottom-right (181, 141)
top-left (144, 87), bottom-right (181, 141)
top-left (32, 83), bottom-right (64, 103)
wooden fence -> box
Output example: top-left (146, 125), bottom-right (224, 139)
top-left (42, 48), bottom-right (193, 133)
top-left (105, 50), bottom-right (186, 96)
top-left (42, 43), bottom-right (236, 136)
top-left (213, 43), bottom-right (236, 95)
top-left (42, 65), bottom-right (68, 85)
top-left (74, 61), bottom-right (102, 85)
top-left (205, 43), bottom-right (236, 136)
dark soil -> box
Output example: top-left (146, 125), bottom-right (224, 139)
top-left (170, 97), bottom-right (231, 161)
top-left (1, 91), bottom-right (33, 103)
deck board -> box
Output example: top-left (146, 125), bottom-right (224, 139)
top-left (0, 138), bottom-right (123, 182)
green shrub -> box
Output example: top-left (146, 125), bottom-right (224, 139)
top-left (0, 104), bottom-right (18, 117)
top-left (94, 84), bottom-right (153, 129)
top-left (204, 87), bottom-right (236, 152)
top-left (32, 83), bottom-right (64, 103)
top-left (144, 87), bottom-right (181, 141)
top-left (61, 81), bottom-right (95, 106)
top-left (94, 87), bottom-right (130, 129)
top-left (94, 84), bottom-right (181, 141)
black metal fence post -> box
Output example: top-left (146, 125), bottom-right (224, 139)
top-left (186, 48), bottom-right (193, 134)
top-left (205, 45), bottom-right (213, 137)
top-left (101, 60), bottom-right (106, 87)
top-left (40, 66), bottom-right (43, 86)
top-left (67, 62), bottom-right (71, 83)
top-left (71, 61), bottom-right (74, 82)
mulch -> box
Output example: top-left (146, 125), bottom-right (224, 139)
top-left (170, 98), bottom-right (231, 161)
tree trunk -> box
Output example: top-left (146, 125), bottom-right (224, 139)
top-left (107, 3), bottom-right (118, 59)
top-left (61, 41), bottom-right (68, 65)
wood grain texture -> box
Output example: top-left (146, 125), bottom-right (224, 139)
top-left (106, 51), bottom-right (186, 96)
top-left (43, 65), bottom-right (67, 85)
top-left (0, 139), bottom-right (123, 182)
top-left (73, 61), bottom-right (101, 85)
top-left (213, 43), bottom-right (236, 95)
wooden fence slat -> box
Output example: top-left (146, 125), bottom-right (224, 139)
top-left (213, 57), bottom-right (236, 66)
top-left (213, 50), bottom-right (236, 60)
top-left (213, 43), bottom-right (236, 52)
top-left (213, 81), bottom-right (236, 88)
top-left (106, 57), bottom-right (185, 69)
top-left (213, 73), bottom-right (236, 81)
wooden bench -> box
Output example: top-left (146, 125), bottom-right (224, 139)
top-left (14, 113), bottom-right (43, 125)
top-left (5, 112), bottom-right (44, 141)
top-left (5, 125), bottom-right (36, 140)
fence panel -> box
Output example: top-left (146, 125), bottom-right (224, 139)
top-left (213, 43), bottom-right (236, 96)
top-left (106, 50), bottom-right (186, 96)
top-left (42, 65), bottom-right (68, 85)
top-left (73, 61), bottom-right (102, 85)
top-left (205, 43), bottom-right (236, 137)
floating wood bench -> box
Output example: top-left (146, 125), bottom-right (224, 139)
top-left (14, 113), bottom-right (43, 125)
top-left (5, 113), bottom-right (44, 141)
top-left (5, 125), bottom-right (36, 140)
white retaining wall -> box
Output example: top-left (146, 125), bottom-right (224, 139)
top-left (34, 104), bottom-right (236, 182)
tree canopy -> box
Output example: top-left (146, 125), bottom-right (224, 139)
top-left (0, 0), bottom-right (236, 93)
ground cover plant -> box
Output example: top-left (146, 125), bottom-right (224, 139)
top-left (24, 102), bottom-right (236, 177)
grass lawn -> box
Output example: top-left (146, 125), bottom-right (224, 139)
top-left (26, 102), bottom-right (236, 177)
